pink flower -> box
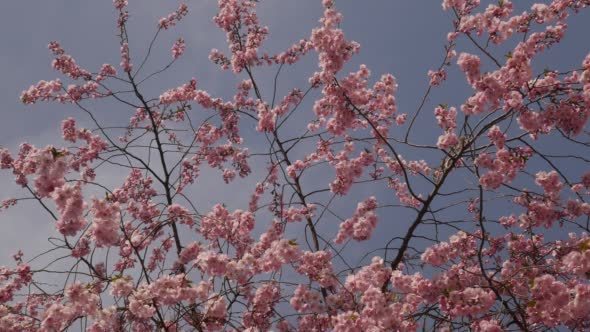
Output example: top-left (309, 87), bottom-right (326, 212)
top-left (472, 319), bottom-right (503, 332)
top-left (258, 239), bottom-right (300, 272)
top-left (158, 3), bottom-right (188, 29)
top-left (113, 0), bottom-right (127, 10)
top-left (202, 298), bottom-right (227, 330)
top-left (8, 1), bottom-right (590, 331)
top-left (61, 118), bottom-right (77, 142)
top-left (434, 105), bottom-right (457, 130)
top-left (296, 250), bottom-right (337, 287)
top-left (428, 69), bottom-right (447, 86)
top-left (90, 199), bottom-right (120, 247)
top-left (243, 283), bottom-right (280, 330)
top-left (159, 79), bottom-right (197, 104)
top-left (421, 231), bottom-right (476, 266)
top-left (178, 241), bottom-right (201, 265)
top-left (120, 42), bottom-right (132, 73)
top-left (48, 41), bottom-right (92, 80)
top-left (197, 251), bottom-right (230, 276)
top-left (53, 184), bottom-right (87, 236)
top-left (149, 274), bottom-right (198, 305)
top-left (212, 0), bottom-right (268, 73)
top-left (310, 3), bottom-right (360, 82)
top-left (437, 131), bottom-right (459, 149)
top-left (200, 204), bottom-right (254, 254)
top-left (457, 53), bottom-right (481, 85)
top-left (167, 203), bottom-right (194, 226)
top-left (487, 125), bottom-right (506, 148)
top-left (535, 170), bottom-right (562, 199)
top-left (440, 287), bottom-right (496, 317)
top-left (110, 275), bottom-right (134, 297)
top-left (329, 147), bottom-right (375, 195)
top-left (290, 285), bottom-right (324, 313)
top-left (128, 287), bottom-right (156, 319)
top-left (256, 100), bottom-right (275, 132)
top-left (334, 196), bottom-right (378, 243)
top-left (171, 38), bottom-right (186, 59)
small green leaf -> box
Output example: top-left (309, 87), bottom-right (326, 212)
top-left (51, 147), bottom-right (65, 159)
top-left (579, 240), bottom-right (590, 252)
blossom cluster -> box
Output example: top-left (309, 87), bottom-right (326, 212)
top-left (2, 0), bottom-right (590, 331)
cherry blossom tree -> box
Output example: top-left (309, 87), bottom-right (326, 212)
top-left (2, 0), bottom-right (590, 330)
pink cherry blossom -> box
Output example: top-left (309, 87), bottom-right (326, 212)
top-left (3, 0), bottom-right (590, 330)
